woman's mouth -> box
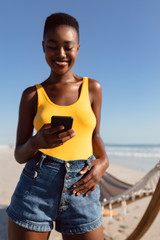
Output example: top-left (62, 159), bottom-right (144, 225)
top-left (55, 60), bottom-right (69, 67)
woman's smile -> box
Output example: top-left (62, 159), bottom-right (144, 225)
top-left (54, 59), bottom-right (70, 67)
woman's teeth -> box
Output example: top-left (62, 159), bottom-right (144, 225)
top-left (55, 61), bottom-right (68, 66)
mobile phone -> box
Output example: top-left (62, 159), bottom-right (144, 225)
top-left (51, 116), bottom-right (73, 132)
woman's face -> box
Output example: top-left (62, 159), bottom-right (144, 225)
top-left (42, 25), bottom-right (80, 75)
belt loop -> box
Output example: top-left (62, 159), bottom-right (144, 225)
top-left (36, 153), bottom-right (46, 168)
top-left (87, 159), bottom-right (92, 170)
top-left (87, 155), bottom-right (94, 170)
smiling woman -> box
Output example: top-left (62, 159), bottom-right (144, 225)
top-left (6, 12), bottom-right (109, 240)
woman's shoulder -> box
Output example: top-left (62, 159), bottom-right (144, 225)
top-left (88, 78), bottom-right (102, 93)
top-left (87, 78), bottom-right (102, 105)
top-left (21, 85), bottom-right (37, 102)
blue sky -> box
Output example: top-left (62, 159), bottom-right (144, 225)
top-left (0, 0), bottom-right (160, 145)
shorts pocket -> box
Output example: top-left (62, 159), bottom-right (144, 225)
top-left (23, 164), bottom-right (39, 179)
top-left (13, 174), bottom-right (32, 199)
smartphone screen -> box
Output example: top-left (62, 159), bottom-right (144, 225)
top-left (51, 116), bottom-right (73, 132)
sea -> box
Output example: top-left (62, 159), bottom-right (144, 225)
top-left (105, 144), bottom-right (160, 172)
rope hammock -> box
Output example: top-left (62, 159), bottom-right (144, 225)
top-left (100, 162), bottom-right (160, 209)
top-left (99, 162), bottom-right (160, 239)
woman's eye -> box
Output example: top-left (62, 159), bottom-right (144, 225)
top-left (65, 47), bottom-right (73, 51)
top-left (46, 46), bottom-right (73, 51)
top-left (47, 46), bottom-right (57, 50)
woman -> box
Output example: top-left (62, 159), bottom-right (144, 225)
top-left (7, 12), bottom-right (109, 240)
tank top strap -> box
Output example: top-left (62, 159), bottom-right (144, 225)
top-left (80, 77), bottom-right (90, 105)
top-left (35, 84), bottom-right (44, 111)
top-left (82, 76), bottom-right (88, 91)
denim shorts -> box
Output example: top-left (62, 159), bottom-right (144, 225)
top-left (7, 152), bottom-right (102, 234)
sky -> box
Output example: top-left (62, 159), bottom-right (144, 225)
top-left (0, 0), bottom-right (160, 145)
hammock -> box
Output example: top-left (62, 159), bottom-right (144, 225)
top-left (100, 162), bottom-right (160, 208)
top-left (127, 177), bottom-right (160, 240)
top-left (100, 162), bottom-right (160, 239)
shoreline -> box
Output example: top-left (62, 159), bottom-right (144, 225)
top-left (0, 147), bottom-right (159, 240)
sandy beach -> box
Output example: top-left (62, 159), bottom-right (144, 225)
top-left (0, 146), bottom-right (159, 240)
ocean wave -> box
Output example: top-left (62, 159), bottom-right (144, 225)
top-left (107, 151), bottom-right (160, 158)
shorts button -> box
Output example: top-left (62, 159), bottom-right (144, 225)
top-left (66, 175), bottom-right (70, 180)
top-left (63, 188), bottom-right (68, 193)
top-left (66, 163), bottom-right (70, 167)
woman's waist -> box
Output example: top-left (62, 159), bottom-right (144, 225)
top-left (39, 146), bottom-right (93, 161)
top-left (27, 151), bottom-right (94, 171)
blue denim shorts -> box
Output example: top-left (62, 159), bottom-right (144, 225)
top-left (7, 152), bottom-right (102, 234)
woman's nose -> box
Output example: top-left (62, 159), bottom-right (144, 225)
top-left (58, 47), bottom-right (66, 57)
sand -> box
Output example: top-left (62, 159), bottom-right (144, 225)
top-left (0, 147), bottom-right (160, 240)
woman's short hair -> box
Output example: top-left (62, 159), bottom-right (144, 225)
top-left (43, 12), bottom-right (79, 41)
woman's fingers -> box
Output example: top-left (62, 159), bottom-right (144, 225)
top-left (36, 125), bottom-right (76, 149)
top-left (40, 123), bottom-right (65, 133)
top-left (40, 123), bottom-right (51, 129)
top-left (72, 168), bottom-right (98, 196)
top-left (57, 128), bottom-right (76, 138)
top-left (48, 125), bottom-right (65, 134)
top-left (85, 185), bottom-right (97, 196)
top-left (79, 165), bottom-right (89, 175)
top-left (56, 129), bottom-right (76, 146)
top-left (73, 177), bottom-right (97, 196)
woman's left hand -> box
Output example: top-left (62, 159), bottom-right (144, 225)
top-left (72, 157), bottom-right (108, 196)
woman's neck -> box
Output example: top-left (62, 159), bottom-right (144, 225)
top-left (48, 70), bottom-right (76, 84)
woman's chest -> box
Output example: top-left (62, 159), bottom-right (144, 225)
top-left (43, 82), bottom-right (82, 106)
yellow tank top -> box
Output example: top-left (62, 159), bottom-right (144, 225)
top-left (33, 77), bottom-right (96, 160)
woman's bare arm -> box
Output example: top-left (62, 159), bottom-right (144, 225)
top-left (14, 86), bottom-right (39, 163)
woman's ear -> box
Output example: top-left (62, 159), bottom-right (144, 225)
top-left (75, 44), bottom-right (80, 57)
top-left (42, 41), bottom-right (45, 52)
top-left (77, 43), bottom-right (80, 52)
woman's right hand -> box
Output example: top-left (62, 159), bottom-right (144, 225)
top-left (32, 123), bottom-right (76, 150)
